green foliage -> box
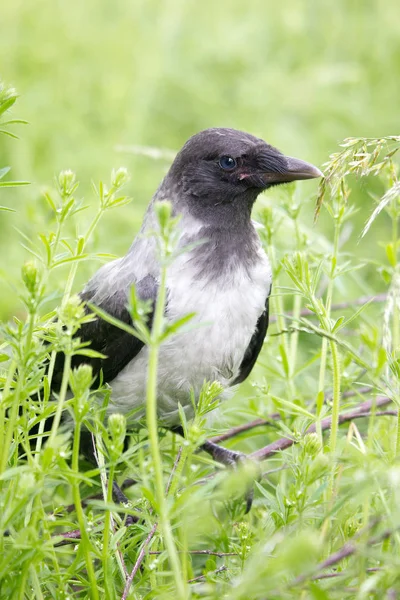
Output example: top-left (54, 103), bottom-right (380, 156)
top-left (1, 132), bottom-right (400, 598)
top-left (1, 1), bottom-right (400, 597)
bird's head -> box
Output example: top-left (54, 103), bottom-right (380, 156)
top-left (165, 128), bottom-right (322, 223)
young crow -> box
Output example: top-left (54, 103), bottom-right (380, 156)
top-left (55, 127), bottom-right (322, 511)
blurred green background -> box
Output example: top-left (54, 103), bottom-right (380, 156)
top-left (1, 0), bottom-right (399, 317)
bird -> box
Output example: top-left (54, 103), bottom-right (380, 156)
top-left (54, 127), bottom-right (322, 511)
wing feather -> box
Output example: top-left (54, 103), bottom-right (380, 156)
top-left (231, 295), bottom-right (270, 386)
top-left (52, 274), bottom-right (157, 387)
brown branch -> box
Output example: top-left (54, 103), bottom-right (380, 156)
top-left (269, 293), bottom-right (387, 324)
top-left (121, 523), bottom-right (158, 600)
top-left (54, 528), bottom-right (81, 546)
top-left (313, 566), bottom-right (382, 581)
top-left (210, 416), bottom-right (280, 444)
top-left (250, 395), bottom-right (393, 461)
top-left (292, 527), bottom-right (394, 587)
top-left (210, 386), bottom-right (375, 444)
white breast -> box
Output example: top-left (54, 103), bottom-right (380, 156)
top-left (109, 241), bottom-right (271, 427)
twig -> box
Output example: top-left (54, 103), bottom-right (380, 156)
top-left (188, 565), bottom-right (227, 583)
top-left (54, 528), bottom-right (81, 546)
top-left (210, 417), bottom-right (280, 443)
top-left (269, 293), bottom-right (387, 324)
top-left (121, 523), bottom-right (158, 600)
top-left (210, 386), bottom-right (375, 444)
top-left (165, 446), bottom-right (182, 495)
top-left (250, 395), bottom-right (393, 461)
top-left (292, 527), bottom-right (394, 586)
top-left (314, 566), bottom-right (382, 581)
top-left (367, 410), bottom-right (397, 417)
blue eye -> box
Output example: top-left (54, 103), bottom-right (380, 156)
top-left (219, 155), bottom-right (237, 171)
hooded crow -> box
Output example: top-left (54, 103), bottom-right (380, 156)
top-left (55, 127), bottom-right (322, 510)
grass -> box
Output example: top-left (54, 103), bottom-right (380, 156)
top-left (1, 1), bottom-right (400, 597)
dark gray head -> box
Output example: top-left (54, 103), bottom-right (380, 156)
top-left (162, 128), bottom-right (322, 224)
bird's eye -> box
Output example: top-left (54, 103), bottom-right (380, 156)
top-left (219, 155), bottom-right (237, 171)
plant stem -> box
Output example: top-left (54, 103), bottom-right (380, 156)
top-left (395, 399), bottom-right (400, 458)
top-left (268, 243), bottom-right (295, 398)
top-left (146, 264), bottom-right (186, 600)
top-left (391, 186), bottom-right (399, 351)
top-left (0, 300), bottom-right (36, 472)
top-left (102, 463), bottom-right (115, 599)
top-left (71, 419), bottom-right (99, 600)
top-left (289, 292), bottom-right (302, 371)
top-left (0, 360), bottom-right (17, 476)
top-left (48, 353), bottom-right (71, 447)
top-left (328, 339), bottom-right (341, 453)
top-left (316, 214), bottom-right (341, 443)
top-left (61, 209), bottom-right (104, 305)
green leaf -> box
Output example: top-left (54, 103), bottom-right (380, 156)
top-left (331, 316), bottom-right (345, 333)
top-left (110, 527), bottom-right (127, 551)
top-left (159, 312), bottom-right (196, 341)
top-left (0, 129), bottom-right (19, 139)
top-left (87, 302), bottom-right (145, 343)
top-left (341, 296), bottom-right (375, 330)
top-left (76, 236), bottom-right (85, 255)
top-left (377, 346), bottom-right (387, 372)
top-left (51, 254), bottom-right (89, 268)
top-left (271, 395), bottom-right (315, 418)
top-left (106, 195), bottom-right (132, 209)
top-left (59, 239), bottom-right (74, 254)
top-left (0, 180), bottom-right (29, 187)
top-left (0, 205), bottom-right (15, 212)
top-left (0, 353), bottom-right (10, 362)
top-left (18, 242), bottom-right (42, 261)
top-left (38, 233), bottom-right (52, 265)
top-left (43, 191), bottom-right (57, 212)
top-left (0, 119), bottom-right (28, 126)
top-left (73, 349), bottom-right (107, 359)
top-left (0, 95), bottom-right (17, 118)
top-left (386, 242), bottom-right (396, 267)
top-left (279, 344), bottom-right (290, 376)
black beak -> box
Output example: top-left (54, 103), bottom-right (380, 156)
top-left (262, 156), bottom-right (323, 184)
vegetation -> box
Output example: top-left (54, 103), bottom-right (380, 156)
top-left (1, 1), bottom-right (400, 598)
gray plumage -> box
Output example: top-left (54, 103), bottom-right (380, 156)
top-left (65, 128), bottom-right (322, 427)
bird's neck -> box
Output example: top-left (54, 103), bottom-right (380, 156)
top-left (154, 174), bottom-right (259, 231)
top-left (133, 179), bottom-right (262, 282)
